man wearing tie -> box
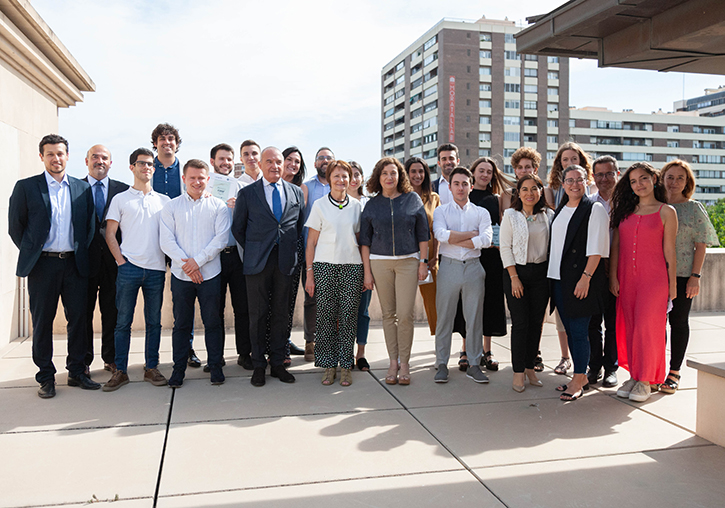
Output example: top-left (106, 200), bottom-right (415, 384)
top-left (232, 146), bottom-right (305, 387)
top-left (83, 145), bottom-right (128, 374)
top-left (9, 134), bottom-right (99, 398)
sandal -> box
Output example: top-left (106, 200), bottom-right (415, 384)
top-left (283, 354), bottom-right (291, 368)
top-left (356, 358), bottom-right (370, 371)
top-left (660, 373), bottom-right (681, 394)
top-left (458, 352), bottom-right (470, 372)
top-left (385, 374), bottom-right (398, 385)
top-left (534, 352), bottom-right (544, 372)
top-left (321, 368), bottom-right (336, 385)
top-left (554, 357), bottom-right (571, 375)
top-left (560, 389), bottom-right (583, 401)
top-left (482, 351), bottom-right (499, 371)
top-left (340, 368), bottom-right (352, 386)
top-left (556, 382), bottom-right (589, 392)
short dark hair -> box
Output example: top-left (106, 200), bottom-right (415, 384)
top-left (130, 147), bottom-right (154, 165)
top-left (240, 139), bottom-right (260, 153)
top-left (325, 160), bottom-right (353, 183)
top-left (315, 146), bottom-right (334, 159)
top-left (366, 157), bottom-right (413, 195)
top-left (437, 143), bottom-right (458, 160)
top-left (210, 143), bottom-right (234, 159)
top-left (450, 166), bottom-right (473, 184)
top-left (183, 159), bottom-right (209, 175)
top-left (592, 155), bottom-right (619, 173)
top-left (282, 146), bottom-right (307, 187)
top-left (151, 123), bottom-right (181, 152)
top-left (39, 134), bottom-right (68, 155)
top-left (404, 157), bottom-right (432, 198)
top-left (511, 174), bottom-right (550, 214)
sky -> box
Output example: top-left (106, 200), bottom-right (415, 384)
top-left (32, 0), bottom-right (723, 185)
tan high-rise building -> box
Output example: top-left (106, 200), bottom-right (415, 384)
top-left (381, 16), bottom-right (569, 177)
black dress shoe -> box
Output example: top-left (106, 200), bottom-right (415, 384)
top-left (288, 341), bottom-right (305, 356)
top-left (237, 354), bottom-right (254, 371)
top-left (203, 357), bottom-right (226, 373)
top-left (251, 367), bottom-right (266, 387)
top-left (602, 370), bottom-right (618, 388)
top-left (587, 367), bottom-right (603, 386)
top-left (68, 373), bottom-right (101, 390)
top-left (38, 380), bottom-right (56, 399)
top-left (270, 365), bottom-right (295, 383)
top-left (188, 349), bottom-right (201, 368)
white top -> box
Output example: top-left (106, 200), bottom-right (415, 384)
top-left (106, 188), bottom-right (170, 270)
top-left (305, 195), bottom-right (362, 264)
top-left (438, 177), bottom-right (452, 205)
top-left (43, 171), bottom-right (74, 252)
top-left (159, 193), bottom-right (230, 282)
top-left (261, 177), bottom-right (287, 216)
top-left (547, 202), bottom-right (610, 280)
top-left (238, 171), bottom-right (262, 186)
top-left (500, 208), bottom-right (554, 267)
top-left (433, 200), bottom-right (492, 262)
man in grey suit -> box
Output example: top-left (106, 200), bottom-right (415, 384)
top-left (232, 146), bottom-right (305, 387)
top-left (8, 134), bottom-right (99, 398)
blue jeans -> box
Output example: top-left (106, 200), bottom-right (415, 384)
top-left (356, 289), bottom-right (372, 345)
top-left (552, 280), bottom-right (591, 375)
top-left (113, 261), bottom-right (165, 373)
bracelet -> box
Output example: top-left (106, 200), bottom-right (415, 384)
top-left (511, 274), bottom-right (519, 279)
top-left (306, 266), bottom-right (313, 271)
top-left (583, 271), bottom-right (593, 278)
top-left (690, 272), bottom-right (701, 278)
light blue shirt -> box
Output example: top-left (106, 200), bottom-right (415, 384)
top-left (262, 177), bottom-right (287, 217)
top-left (86, 174), bottom-right (109, 203)
top-left (42, 171), bottom-right (74, 252)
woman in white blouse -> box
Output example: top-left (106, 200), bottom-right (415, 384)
top-left (547, 165), bottom-right (610, 401)
top-left (305, 160), bottom-right (364, 387)
top-left (500, 174), bottom-right (553, 392)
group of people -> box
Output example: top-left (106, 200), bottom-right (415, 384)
top-left (9, 126), bottom-right (718, 402)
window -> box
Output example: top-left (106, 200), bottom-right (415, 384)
top-left (505, 33), bottom-right (515, 43)
top-left (394, 144), bottom-right (404, 153)
top-left (547, 87), bottom-right (558, 96)
top-left (384, 95), bottom-right (394, 106)
top-left (424, 35), bottom-right (437, 51)
top-left (523, 134), bottom-right (537, 142)
top-left (479, 66), bottom-right (492, 75)
top-left (547, 56), bottom-right (559, 63)
top-left (384, 82), bottom-right (393, 93)
top-left (480, 50), bottom-right (491, 59)
top-left (697, 170), bottom-right (725, 178)
top-left (479, 132), bottom-right (491, 142)
top-left (703, 141), bottom-right (718, 149)
top-left (524, 101), bottom-right (537, 110)
top-left (547, 119), bottom-right (558, 128)
top-left (395, 75), bottom-right (404, 85)
top-left (547, 135), bottom-right (558, 144)
top-left (394, 89), bottom-right (405, 99)
top-left (410, 123), bottom-right (422, 134)
top-left (504, 148), bottom-right (516, 157)
top-left (384, 135), bottom-right (393, 144)
top-left (622, 153), bottom-right (653, 161)
top-left (411, 77), bottom-right (422, 89)
top-left (479, 149), bottom-right (491, 157)
top-left (667, 125), bottom-right (679, 133)
top-left (547, 103), bottom-right (558, 112)
top-left (423, 149), bottom-right (437, 159)
top-left (424, 68), bottom-right (438, 82)
top-left (411, 139), bottom-right (422, 149)
top-left (504, 132), bottom-right (520, 142)
top-left (394, 103), bottom-right (404, 113)
top-left (424, 100), bottom-right (438, 113)
top-left (505, 100), bottom-right (521, 109)
top-left (505, 67), bottom-right (521, 77)
top-left (384, 121), bottom-right (394, 131)
top-left (423, 116), bottom-right (437, 129)
top-left (570, 119), bottom-right (576, 128)
top-left (384, 108), bottom-right (394, 118)
top-left (547, 151), bottom-right (556, 159)
top-left (480, 83), bottom-right (492, 91)
top-left (411, 107), bottom-right (422, 119)
top-left (548, 71), bottom-right (559, 80)
top-left (504, 116), bottom-right (520, 125)
top-left (524, 68), bottom-right (538, 77)
top-left (479, 116), bottom-right (491, 125)
top-left (423, 132), bottom-right (438, 144)
top-left (479, 100), bottom-right (491, 108)
top-left (410, 93), bottom-right (421, 105)
top-left (591, 120), bottom-right (622, 129)
top-left (423, 52), bottom-right (438, 66)
top-left (505, 51), bottom-right (520, 60)
top-left (384, 148), bottom-right (393, 156)
top-left (524, 84), bottom-right (538, 93)
top-left (503, 164), bottom-right (513, 173)
top-left (524, 54), bottom-right (538, 61)
top-left (697, 155), bottom-right (722, 164)
top-left (395, 61), bottom-right (404, 71)
top-left (411, 63), bottom-right (422, 75)
top-left (524, 118), bottom-right (537, 127)
top-left (480, 32), bottom-right (492, 42)
top-left (667, 140), bottom-right (679, 148)
top-left (423, 85), bottom-right (436, 97)
top-left (505, 83), bottom-right (520, 93)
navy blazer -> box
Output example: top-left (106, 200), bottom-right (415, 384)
top-left (231, 178), bottom-right (305, 276)
top-left (83, 177), bottom-right (129, 277)
top-left (9, 173), bottom-right (95, 278)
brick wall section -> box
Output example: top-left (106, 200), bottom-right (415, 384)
top-left (491, 31), bottom-right (505, 168)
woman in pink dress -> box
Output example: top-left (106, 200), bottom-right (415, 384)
top-left (609, 162), bottom-right (678, 403)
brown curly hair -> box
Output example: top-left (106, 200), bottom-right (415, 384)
top-left (151, 123), bottom-right (181, 152)
top-left (610, 162), bottom-right (667, 228)
top-left (510, 147), bottom-right (541, 172)
top-left (366, 157), bottom-right (413, 195)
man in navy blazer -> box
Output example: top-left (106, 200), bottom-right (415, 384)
top-left (8, 134), bottom-right (99, 398)
top-left (232, 146), bottom-right (305, 387)
top-left (83, 145), bottom-right (129, 374)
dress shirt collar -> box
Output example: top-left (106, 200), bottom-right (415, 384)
top-left (155, 156), bottom-right (179, 171)
top-left (262, 176), bottom-right (281, 188)
top-left (87, 174), bottom-right (108, 188)
top-left (44, 170), bottom-right (69, 188)
top-left (183, 191), bottom-right (205, 202)
top-left (450, 199), bottom-right (473, 212)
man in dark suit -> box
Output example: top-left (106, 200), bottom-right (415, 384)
top-left (83, 145), bottom-right (129, 374)
top-left (8, 134), bottom-right (100, 398)
top-left (232, 146), bottom-right (305, 387)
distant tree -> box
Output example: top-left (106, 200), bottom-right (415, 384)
top-left (706, 198), bottom-right (725, 246)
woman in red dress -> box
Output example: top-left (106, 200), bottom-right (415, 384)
top-left (609, 162), bottom-right (678, 403)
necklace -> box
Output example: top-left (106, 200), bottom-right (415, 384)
top-left (328, 193), bottom-right (349, 210)
top-left (522, 209), bottom-right (537, 222)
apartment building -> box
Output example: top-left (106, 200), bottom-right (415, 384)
top-left (381, 17), bottom-right (569, 177)
top-left (570, 107), bottom-right (725, 204)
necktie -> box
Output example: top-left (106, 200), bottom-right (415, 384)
top-left (93, 181), bottom-right (105, 221)
top-left (272, 182), bottom-right (283, 222)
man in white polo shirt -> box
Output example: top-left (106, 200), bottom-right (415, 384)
top-left (433, 166), bottom-right (492, 384)
top-left (103, 148), bottom-right (171, 392)
top-left (160, 159), bottom-right (230, 388)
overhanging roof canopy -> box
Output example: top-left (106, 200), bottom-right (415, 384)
top-left (515, 0), bottom-right (725, 75)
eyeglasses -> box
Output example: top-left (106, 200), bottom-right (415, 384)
top-left (563, 177), bottom-right (585, 185)
top-left (593, 172), bottom-right (616, 180)
top-left (316, 156), bottom-right (333, 161)
top-left (134, 161), bottom-right (154, 168)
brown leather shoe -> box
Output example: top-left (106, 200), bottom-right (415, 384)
top-left (104, 362), bottom-right (117, 373)
top-left (103, 370), bottom-right (129, 392)
top-left (304, 342), bottom-right (315, 362)
top-left (144, 368), bottom-right (168, 386)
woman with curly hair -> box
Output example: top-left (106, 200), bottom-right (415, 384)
top-left (610, 162), bottom-right (678, 402)
top-left (659, 159), bottom-right (719, 394)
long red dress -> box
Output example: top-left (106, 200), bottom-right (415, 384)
top-left (615, 206), bottom-right (668, 384)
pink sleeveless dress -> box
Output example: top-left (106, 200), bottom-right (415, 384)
top-left (615, 205), bottom-right (668, 384)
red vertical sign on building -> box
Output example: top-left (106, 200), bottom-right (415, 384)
top-left (448, 76), bottom-right (455, 142)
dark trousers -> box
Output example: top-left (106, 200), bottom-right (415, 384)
top-left (552, 280), bottom-right (591, 375)
top-left (219, 247), bottom-right (250, 356)
top-left (504, 262), bottom-right (549, 373)
top-left (28, 255), bottom-right (88, 383)
top-left (170, 275), bottom-right (223, 377)
top-left (302, 268), bottom-right (317, 343)
top-left (588, 286), bottom-right (618, 374)
top-left (85, 255), bottom-right (118, 366)
top-left (246, 246), bottom-right (292, 368)
top-left (668, 276), bottom-right (693, 371)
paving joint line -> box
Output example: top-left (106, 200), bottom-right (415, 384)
top-left (153, 387), bottom-right (176, 508)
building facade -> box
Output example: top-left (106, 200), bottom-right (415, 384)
top-left (570, 107), bottom-right (725, 204)
top-left (381, 17), bottom-right (569, 176)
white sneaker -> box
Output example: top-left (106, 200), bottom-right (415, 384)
top-left (628, 381), bottom-right (651, 402)
top-left (616, 378), bottom-right (637, 398)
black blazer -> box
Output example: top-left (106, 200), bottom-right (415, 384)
top-left (83, 177), bottom-right (129, 277)
top-left (548, 195), bottom-right (606, 319)
top-left (431, 177), bottom-right (441, 194)
top-left (231, 179), bottom-right (305, 276)
top-left (9, 173), bottom-right (95, 278)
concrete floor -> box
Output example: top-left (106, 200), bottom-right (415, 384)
top-left (1, 313), bottom-right (724, 508)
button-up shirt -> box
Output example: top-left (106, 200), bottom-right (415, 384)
top-left (86, 174), bottom-right (109, 204)
top-left (438, 177), bottom-right (453, 205)
top-left (433, 199), bottom-right (492, 261)
top-left (42, 171), bottom-right (74, 252)
top-left (159, 193), bottom-right (230, 282)
top-left (261, 177), bottom-right (287, 216)
top-left (238, 171), bottom-right (262, 186)
top-left (153, 156), bottom-right (182, 199)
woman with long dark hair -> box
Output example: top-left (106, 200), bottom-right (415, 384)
top-left (610, 162), bottom-right (678, 402)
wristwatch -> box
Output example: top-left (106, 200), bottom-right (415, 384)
top-left (421, 258), bottom-right (429, 263)
top-left (690, 272), bottom-right (701, 278)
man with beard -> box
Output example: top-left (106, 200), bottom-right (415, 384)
top-left (83, 145), bottom-right (128, 375)
top-left (207, 143), bottom-right (252, 371)
top-left (431, 143), bottom-right (459, 205)
top-left (301, 147), bottom-right (333, 361)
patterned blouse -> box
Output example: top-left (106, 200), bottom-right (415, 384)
top-left (671, 200), bottom-right (719, 277)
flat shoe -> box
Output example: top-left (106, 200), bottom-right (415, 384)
top-left (356, 358), bottom-right (370, 371)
